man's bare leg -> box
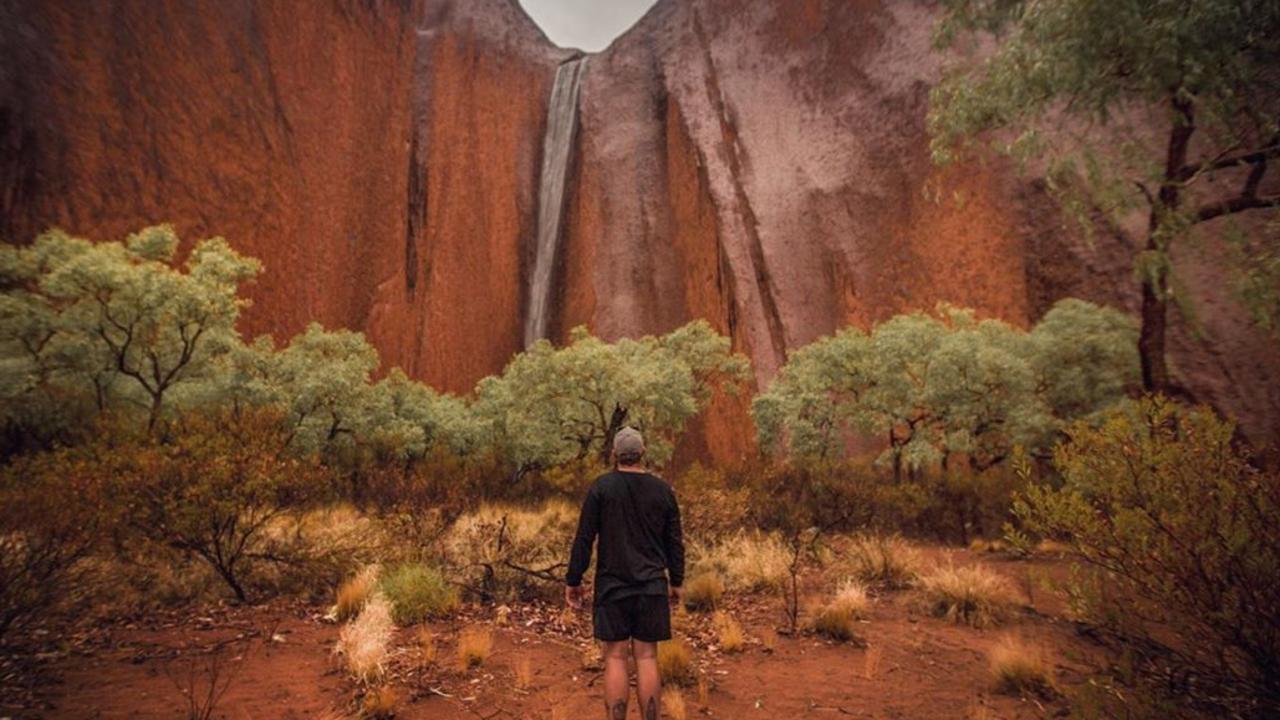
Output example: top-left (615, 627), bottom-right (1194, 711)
top-left (633, 640), bottom-right (661, 720)
top-left (602, 640), bottom-right (630, 719)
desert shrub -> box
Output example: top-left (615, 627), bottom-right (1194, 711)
top-left (682, 572), bottom-right (725, 612)
top-left (379, 563), bottom-right (459, 624)
top-left (456, 626), bottom-right (493, 670)
top-left (110, 408), bottom-right (329, 602)
top-left (911, 468), bottom-right (1026, 544)
top-left (446, 502), bottom-right (576, 602)
top-left (335, 593), bottom-right (394, 684)
top-left (1015, 398), bottom-right (1280, 716)
top-left (747, 463), bottom-right (866, 632)
top-left (988, 635), bottom-right (1056, 699)
top-left (336, 566), bottom-right (381, 622)
top-left (918, 563), bottom-right (1016, 628)
top-left (809, 580), bottom-right (870, 643)
top-left (839, 534), bottom-right (924, 590)
top-left (0, 445), bottom-right (110, 641)
top-left (690, 532), bottom-right (791, 593)
top-left (712, 612), bottom-right (745, 653)
top-left (658, 637), bottom-right (695, 686)
top-left (674, 463), bottom-right (750, 540)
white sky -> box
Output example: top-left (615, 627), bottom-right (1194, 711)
top-left (519, 0), bottom-right (659, 52)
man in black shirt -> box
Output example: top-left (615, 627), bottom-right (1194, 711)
top-left (566, 427), bottom-right (685, 720)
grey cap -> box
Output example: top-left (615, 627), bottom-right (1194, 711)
top-left (613, 427), bottom-right (645, 456)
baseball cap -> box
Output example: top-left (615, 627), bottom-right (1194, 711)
top-left (613, 427), bottom-right (645, 455)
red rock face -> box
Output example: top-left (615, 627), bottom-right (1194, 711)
top-left (3, 0), bottom-right (1277, 454)
top-left (1, 0), bottom-right (425, 351)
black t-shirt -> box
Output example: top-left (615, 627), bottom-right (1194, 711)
top-left (565, 470), bottom-right (685, 605)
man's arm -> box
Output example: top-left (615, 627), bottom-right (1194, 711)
top-left (664, 487), bottom-right (685, 595)
top-left (565, 485), bottom-right (599, 607)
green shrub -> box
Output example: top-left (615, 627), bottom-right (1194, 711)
top-left (380, 563), bottom-right (459, 624)
top-left (1016, 398), bottom-right (1280, 716)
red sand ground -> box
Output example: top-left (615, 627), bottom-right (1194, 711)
top-left (13, 551), bottom-right (1099, 719)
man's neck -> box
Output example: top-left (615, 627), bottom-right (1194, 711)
top-left (617, 464), bottom-right (646, 473)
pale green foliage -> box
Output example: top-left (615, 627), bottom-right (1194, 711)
top-left (271, 323), bottom-right (380, 457)
top-left (0, 226), bottom-right (259, 435)
top-left (1014, 398), bottom-right (1280, 713)
top-left (931, 0), bottom-right (1280, 182)
top-left (754, 300), bottom-right (1136, 472)
top-left (930, 0), bottom-right (1280, 339)
top-left (476, 320), bottom-right (748, 467)
top-left (1026, 299), bottom-right (1138, 418)
top-left (363, 369), bottom-right (485, 461)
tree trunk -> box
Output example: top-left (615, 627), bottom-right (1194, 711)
top-left (1138, 94), bottom-right (1195, 395)
top-left (599, 403), bottom-right (629, 465)
top-left (1139, 265), bottom-right (1169, 393)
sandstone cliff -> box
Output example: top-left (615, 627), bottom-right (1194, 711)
top-left (3, 0), bottom-right (1276, 456)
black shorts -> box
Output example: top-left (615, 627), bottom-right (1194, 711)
top-left (593, 594), bottom-right (672, 642)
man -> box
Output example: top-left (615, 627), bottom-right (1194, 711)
top-left (565, 427), bottom-right (685, 720)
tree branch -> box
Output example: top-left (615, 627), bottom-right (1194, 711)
top-left (1176, 141), bottom-right (1280, 182)
top-left (1195, 193), bottom-right (1280, 224)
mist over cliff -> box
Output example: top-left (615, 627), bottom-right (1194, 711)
top-left (3, 0), bottom-right (1276, 457)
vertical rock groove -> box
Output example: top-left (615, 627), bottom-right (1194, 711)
top-left (691, 10), bottom-right (788, 369)
top-left (525, 55), bottom-right (587, 347)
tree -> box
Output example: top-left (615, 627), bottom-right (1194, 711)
top-left (476, 320), bottom-right (749, 471)
top-left (753, 300), bottom-right (1137, 473)
top-left (0, 226), bottom-right (260, 435)
top-left (930, 0), bottom-right (1280, 394)
top-left (270, 323), bottom-right (380, 460)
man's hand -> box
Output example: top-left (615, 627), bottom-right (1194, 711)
top-left (565, 584), bottom-right (584, 610)
top-left (669, 584), bottom-right (683, 607)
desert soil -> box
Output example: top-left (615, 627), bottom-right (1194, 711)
top-left (6, 550), bottom-right (1099, 719)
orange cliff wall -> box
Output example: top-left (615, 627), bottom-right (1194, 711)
top-left (0, 0), bottom-right (423, 349)
top-left (364, 1), bottom-right (564, 394)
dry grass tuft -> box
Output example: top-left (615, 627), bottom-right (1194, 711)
top-left (514, 656), bottom-right (534, 691)
top-left (989, 635), bottom-right (1057, 698)
top-left (862, 644), bottom-right (883, 679)
top-left (683, 572), bottom-right (725, 612)
top-left (359, 685), bottom-right (399, 719)
top-left (696, 677), bottom-right (710, 706)
top-left (919, 563), bottom-right (1017, 628)
top-left (843, 535), bottom-right (924, 589)
top-left (759, 627), bottom-right (778, 653)
top-left (336, 565), bottom-right (380, 622)
top-left (658, 637), bottom-right (695, 686)
top-left (456, 626), bottom-right (493, 670)
top-left (662, 687), bottom-right (688, 720)
top-left (810, 580), bottom-right (870, 644)
top-left (712, 612), bottom-right (746, 653)
top-left (691, 532), bottom-right (791, 592)
top-left (335, 593), bottom-right (395, 684)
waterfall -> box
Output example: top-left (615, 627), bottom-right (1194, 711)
top-left (524, 56), bottom-right (587, 348)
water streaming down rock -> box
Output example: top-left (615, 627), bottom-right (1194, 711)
top-left (524, 56), bottom-right (587, 347)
